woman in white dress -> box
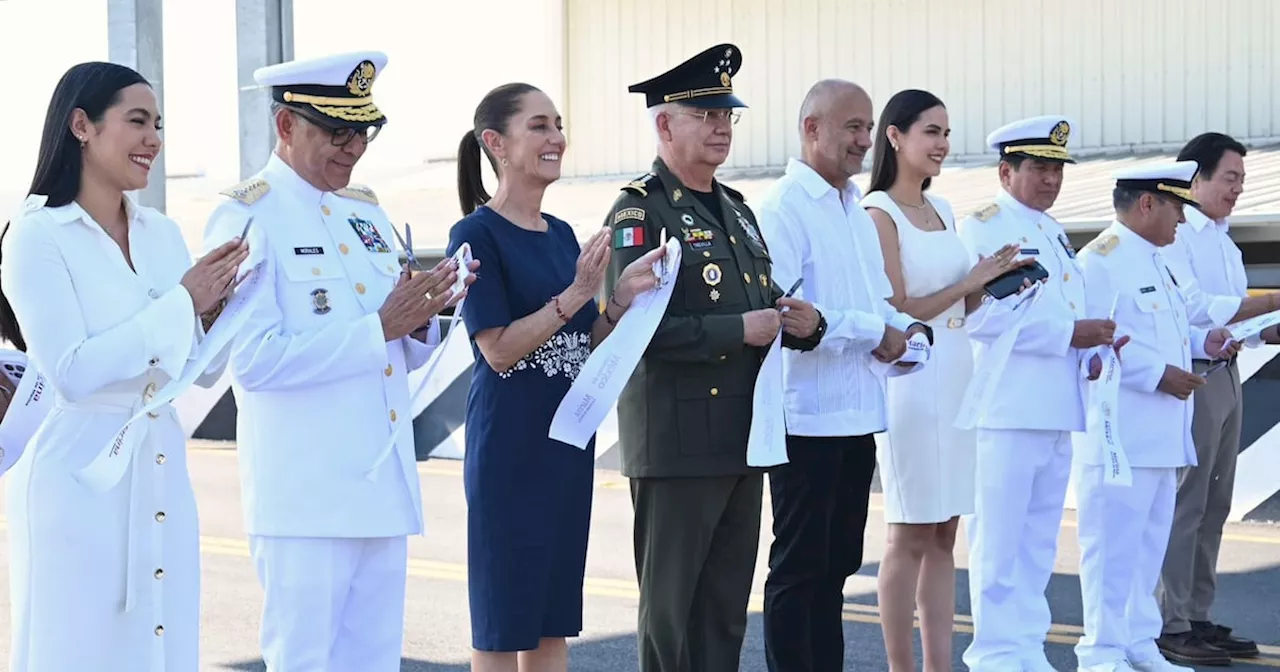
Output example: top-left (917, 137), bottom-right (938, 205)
top-left (0, 62), bottom-right (249, 671)
top-left (863, 89), bottom-right (1021, 672)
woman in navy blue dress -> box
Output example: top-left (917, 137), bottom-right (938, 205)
top-left (447, 83), bottom-right (665, 672)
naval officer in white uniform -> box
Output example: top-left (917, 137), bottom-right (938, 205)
top-left (956, 116), bottom-right (1122, 672)
top-left (1074, 161), bottom-right (1239, 672)
top-left (203, 51), bottom-right (477, 671)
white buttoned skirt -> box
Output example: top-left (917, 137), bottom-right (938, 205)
top-left (6, 392), bottom-right (199, 672)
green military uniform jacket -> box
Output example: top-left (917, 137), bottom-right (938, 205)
top-left (603, 158), bottom-right (823, 479)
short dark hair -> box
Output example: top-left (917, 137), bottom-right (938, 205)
top-left (1177, 132), bottom-right (1246, 179)
top-left (868, 89), bottom-right (946, 193)
top-left (456, 82), bottom-right (541, 216)
top-left (1112, 186), bottom-right (1144, 212)
top-left (1001, 154), bottom-right (1030, 170)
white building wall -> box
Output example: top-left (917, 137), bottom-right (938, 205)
top-left (562, 0), bottom-right (1280, 179)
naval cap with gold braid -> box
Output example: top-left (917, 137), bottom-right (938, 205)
top-left (628, 43), bottom-right (747, 109)
top-left (1113, 160), bottom-right (1200, 207)
top-left (987, 115), bottom-right (1077, 164)
top-left (254, 51), bottom-right (388, 128)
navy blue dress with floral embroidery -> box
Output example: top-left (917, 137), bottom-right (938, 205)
top-left (445, 206), bottom-right (598, 652)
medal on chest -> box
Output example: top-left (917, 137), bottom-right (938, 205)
top-left (734, 208), bottom-right (765, 250)
top-left (1058, 232), bottom-right (1077, 259)
top-left (348, 215), bottom-right (391, 253)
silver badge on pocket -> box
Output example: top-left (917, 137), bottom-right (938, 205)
top-left (311, 288), bottom-right (331, 314)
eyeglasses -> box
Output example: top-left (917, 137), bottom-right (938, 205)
top-left (293, 109), bottom-right (382, 147)
top-left (679, 109), bottom-right (742, 126)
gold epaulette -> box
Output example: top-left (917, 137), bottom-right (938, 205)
top-left (219, 178), bottom-right (270, 206)
top-left (1084, 233), bottom-right (1119, 256)
top-left (622, 173), bottom-right (656, 198)
top-left (971, 203), bottom-right (999, 222)
top-left (334, 184), bottom-right (379, 205)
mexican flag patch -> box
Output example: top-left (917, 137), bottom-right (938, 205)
top-left (614, 226), bottom-right (644, 249)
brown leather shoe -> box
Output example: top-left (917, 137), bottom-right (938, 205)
top-left (1191, 621), bottom-right (1260, 659)
top-left (1156, 632), bottom-right (1232, 666)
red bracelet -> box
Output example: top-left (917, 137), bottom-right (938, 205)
top-left (552, 295), bottom-right (571, 323)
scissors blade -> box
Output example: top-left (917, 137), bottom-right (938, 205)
top-left (393, 224), bottom-right (424, 272)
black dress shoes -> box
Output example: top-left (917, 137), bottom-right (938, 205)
top-left (1156, 631), bottom-right (1232, 666)
top-left (1191, 621), bottom-right (1260, 659)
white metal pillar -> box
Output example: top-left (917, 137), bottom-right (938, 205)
top-left (236, 0), bottom-right (294, 180)
top-left (107, 0), bottom-right (166, 212)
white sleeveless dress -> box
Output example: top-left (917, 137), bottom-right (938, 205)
top-left (862, 191), bottom-right (977, 524)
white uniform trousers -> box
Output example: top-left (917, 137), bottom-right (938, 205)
top-left (249, 535), bottom-right (408, 672)
top-left (1073, 464), bottom-right (1177, 668)
top-left (963, 429), bottom-right (1072, 671)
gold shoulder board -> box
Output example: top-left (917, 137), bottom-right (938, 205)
top-left (1084, 233), bottom-right (1119, 256)
top-left (219, 178), bottom-right (270, 206)
top-left (971, 203), bottom-right (999, 222)
top-left (622, 173), bottom-right (655, 198)
top-left (334, 184), bottom-right (379, 205)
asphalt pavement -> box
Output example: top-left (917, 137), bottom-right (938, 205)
top-left (1, 445), bottom-right (1278, 671)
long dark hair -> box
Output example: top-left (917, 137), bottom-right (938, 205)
top-left (868, 89), bottom-right (946, 195)
top-left (0, 62), bottom-right (149, 352)
top-left (456, 82), bottom-right (540, 216)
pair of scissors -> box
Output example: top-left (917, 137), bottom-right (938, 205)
top-left (392, 223), bottom-right (424, 272)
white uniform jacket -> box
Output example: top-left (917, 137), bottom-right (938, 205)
top-left (957, 190), bottom-right (1090, 432)
top-left (1078, 221), bottom-right (1209, 469)
top-left (203, 153), bottom-right (439, 539)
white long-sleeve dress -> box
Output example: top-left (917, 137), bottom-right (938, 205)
top-left (2, 194), bottom-right (227, 671)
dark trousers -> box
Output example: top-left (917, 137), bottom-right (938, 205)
top-left (763, 434), bottom-right (878, 672)
top-left (631, 473), bottom-right (764, 672)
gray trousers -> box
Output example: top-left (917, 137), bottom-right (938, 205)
top-left (1157, 358), bottom-right (1242, 634)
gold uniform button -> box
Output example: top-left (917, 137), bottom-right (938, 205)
top-left (730, 236), bottom-right (737, 244)
top-left (155, 626), bottom-right (164, 636)
top-left (390, 410), bottom-right (398, 422)
top-left (760, 274), bottom-right (768, 286)
top-left (385, 364), bottom-right (393, 377)
top-left (321, 205), bottom-right (331, 216)
top-left (156, 454), bottom-right (166, 465)
top-left (1063, 273), bottom-right (1070, 282)
top-left (719, 354), bottom-right (727, 361)
top-left (356, 283), bottom-right (366, 295)
top-left (339, 243), bottom-right (350, 255)
top-left (710, 388), bottom-right (719, 396)
top-left (154, 569), bottom-right (164, 579)
top-left (155, 512), bottom-right (166, 522)
top-left (703, 251), bottom-right (711, 258)
top-left (744, 273), bottom-right (752, 284)
top-left (311, 267), bottom-right (321, 276)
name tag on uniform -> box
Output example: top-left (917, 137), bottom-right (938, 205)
top-left (1140, 285), bottom-right (1157, 294)
top-left (1020, 248), bottom-right (1039, 255)
top-left (294, 246), bottom-right (324, 255)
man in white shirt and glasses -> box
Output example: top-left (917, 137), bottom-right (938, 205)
top-left (1155, 132), bottom-right (1280, 666)
top-left (756, 78), bottom-right (930, 672)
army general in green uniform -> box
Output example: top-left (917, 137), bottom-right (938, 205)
top-left (603, 44), bottom-right (827, 672)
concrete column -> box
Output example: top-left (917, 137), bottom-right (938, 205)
top-left (236, 0), bottom-right (294, 180)
top-left (108, 0), bottom-right (166, 212)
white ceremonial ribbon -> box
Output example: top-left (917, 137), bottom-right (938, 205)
top-left (0, 353), bottom-right (52, 476)
top-left (1086, 339), bottom-right (1132, 487)
top-left (1224, 307), bottom-right (1280, 347)
top-left (550, 235), bottom-right (684, 449)
top-left (366, 243), bottom-right (475, 479)
top-left (77, 257), bottom-right (269, 493)
top-left (869, 332), bottom-right (931, 378)
top-left (747, 326), bottom-right (788, 467)
top-left (954, 282), bottom-right (1046, 430)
